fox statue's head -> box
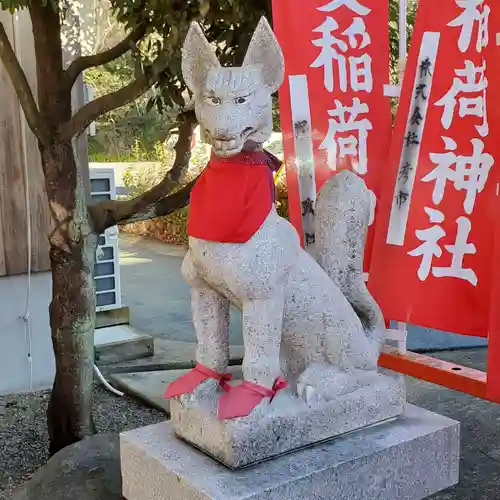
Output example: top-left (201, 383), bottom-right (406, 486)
top-left (182, 17), bottom-right (285, 158)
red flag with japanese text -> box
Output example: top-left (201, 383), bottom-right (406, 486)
top-left (271, 0), bottom-right (392, 269)
top-left (368, 0), bottom-right (500, 337)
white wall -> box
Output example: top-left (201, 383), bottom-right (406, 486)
top-left (0, 272), bottom-right (54, 395)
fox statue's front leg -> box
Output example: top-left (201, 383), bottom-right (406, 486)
top-left (241, 296), bottom-right (284, 388)
top-left (163, 251), bottom-right (232, 401)
top-left (192, 283), bottom-right (230, 372)
top-left (217, 293), bottom-right (287, 419)
top-left (215, 235), bottom-right (289, 419)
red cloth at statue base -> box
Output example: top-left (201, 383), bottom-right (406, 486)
top-left (187, 150), bottom-right (281, 243)
top-left (217, 376), bottom-right (288, 419)
top-left (163, 363), bottom-right (233, 400)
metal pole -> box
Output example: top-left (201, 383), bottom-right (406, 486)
top-left (397, 0), bottom-right (408, 354)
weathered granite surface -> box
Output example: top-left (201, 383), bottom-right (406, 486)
top-left (171, 370), bottom-right (405, 468)
top-left (121, 404), bottom-right (460, 500)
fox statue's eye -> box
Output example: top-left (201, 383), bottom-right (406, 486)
top-left (206, 96), bottom-right (221, 106)
top-left (235, 96), bottom-right (247, 104)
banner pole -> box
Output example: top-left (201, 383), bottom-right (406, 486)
top-left (396, 0), bottom-right (408, 355)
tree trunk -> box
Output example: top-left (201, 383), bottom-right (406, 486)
top-left (43, 139), bottom-right (98, 455)
top-left (27, 3), bottom-right (103, 454)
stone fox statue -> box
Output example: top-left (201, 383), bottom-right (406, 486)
top-left (164, 17), bottom-right (386, 419)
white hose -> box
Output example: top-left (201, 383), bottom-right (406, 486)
top-left (93, 363), bottom-right (124, 397)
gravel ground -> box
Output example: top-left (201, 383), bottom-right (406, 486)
top-left (0, 385), bottom-right (165, 498)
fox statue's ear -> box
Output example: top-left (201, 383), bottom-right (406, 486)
top-left (243, 17), bottom-right (284, 93)
top-left (182, 22), bottom-right (221, 94)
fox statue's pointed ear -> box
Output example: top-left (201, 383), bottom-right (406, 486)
top-left (242, 17), bottom-right (284, 93)
top-left (182, 22), bottom-right (221, 94)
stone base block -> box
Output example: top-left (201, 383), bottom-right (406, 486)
top-left (120, 404), bottom-right (459, 500)
top-left (170, 370), bottom-right (405, 468)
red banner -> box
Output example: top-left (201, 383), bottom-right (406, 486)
top-left (368, 0), bottom-right (500, 337)
top-left (272, 0), bottom-right (392, 268)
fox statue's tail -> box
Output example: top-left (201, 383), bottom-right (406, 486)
top-left (313, 170), bottom-right (385, 352)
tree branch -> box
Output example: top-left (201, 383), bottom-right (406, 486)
top-left (0, 21), bottom-right (50, 145)
top-left (60, 56), bottom-right (168, 141)
top-left (120, 177), bottom-right (197, 225)
top-left (89, 111), bottom-right (198, 233)
top-left (65, 23), bottom-right (147, 89)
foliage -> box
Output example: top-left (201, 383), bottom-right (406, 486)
top-left (3, 0), bottom-right (273, 155)
top-left (122, 141), bottom-right (209, 197)
top-left (389, 0), bottom-right (419, 83)
top-left (80, 0), bottom-right (273, 158)
top-left (90, 140), bottom-right (166, 162)
top-left (86, 60), bottom-right (152, 157)
top-left (119, 141), bottom-right (211, 245)
top-left (2, 0), bottom-right (58, 12)
top-left (85, 51), bottom-right (176, 159)
top-left (122, 205), bottom-right (190, 244)
top-left (107, 0), bottom-right (271, 113)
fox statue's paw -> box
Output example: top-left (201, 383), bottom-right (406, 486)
top-left (296, 382), bottom-right (319, 406)
top-left (297, 364), bottom-right (376, 405)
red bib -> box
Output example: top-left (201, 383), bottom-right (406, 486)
top-left (187, 150), bottom-right (281, 243)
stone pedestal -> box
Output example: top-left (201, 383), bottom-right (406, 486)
top-left (120, 404), bottom-right (460, 500)
top-left (171, 370), bottom-right (406, 468)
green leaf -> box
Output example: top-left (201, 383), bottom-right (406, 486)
top-left (145, 97), bottom-right (155, 113)
top-left (156, 97), bottom-right (164, 114)
top-left (171, 90), bottom-right (186, 108)
top-left (199, 0), bottom-right (210, 17)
